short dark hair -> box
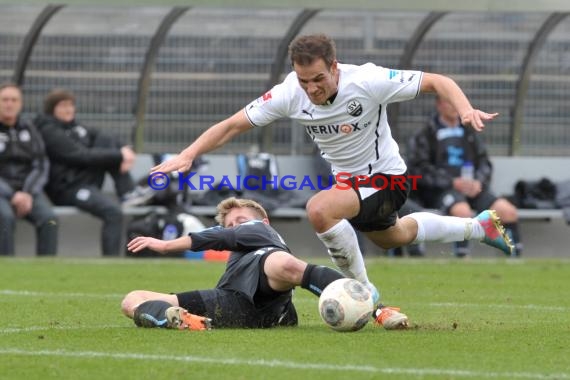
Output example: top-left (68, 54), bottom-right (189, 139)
top-left (288, 34), bottom-right (336, 69)
top-left (43, 88), bottom-right (75, 115)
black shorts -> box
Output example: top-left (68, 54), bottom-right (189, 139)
top-left (438, 189), bottom-right (498, 214)
top-left (345, 172), bottom-right (410, 232)
top-left (175, 250), bottom-right (298, 328)
top-left (176, 289), bottom-right (297, 328)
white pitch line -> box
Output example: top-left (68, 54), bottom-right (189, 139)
top-left (0, 257), bottom-right (216, 265)
top-left (0, 348), bottom-right (567, 379)
top-left (0, 325), bottom-right (127, 334)
top-left (423, 302), bottom-right (569, 312)
top-left (0, 289), bottom-right (123, 299)
top-left (293, 297), bottom-right (570, 311)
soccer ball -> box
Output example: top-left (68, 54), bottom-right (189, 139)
top-left (318, 278), bottom-right (374, 332)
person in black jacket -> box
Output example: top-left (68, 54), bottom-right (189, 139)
top-left (35, 88), bottom-right (152, 256)
top-left (121, 197), bottom-right (407, 330)
top-left (0, 83), bottom-right (58, 256)
top-left (407, 96), bottom-right (522, 257)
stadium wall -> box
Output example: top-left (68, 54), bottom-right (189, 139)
top-left (0, 5), bottom-right (569, 156)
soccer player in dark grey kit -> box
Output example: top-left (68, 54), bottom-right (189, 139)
top-left (121, 197), bottom-right (406, 330)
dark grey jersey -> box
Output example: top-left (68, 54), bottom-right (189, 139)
top-left (189, 220), bottom-right (290, 303)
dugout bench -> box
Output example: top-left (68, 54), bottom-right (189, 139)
top-left (49, 154), bottom-right (570, 221)
top-left (45, 153), bottom-right (310, 224)
top-left (14, 154), bottom-right (570, 257)
top-left (182, 154), bottom-right (570, 221)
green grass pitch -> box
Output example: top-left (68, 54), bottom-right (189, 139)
top-left (1, 257), bottom-right (569, 380)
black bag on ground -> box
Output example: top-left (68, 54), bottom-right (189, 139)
top-left (555, 179), bottom-right (570, 224)
top-left (513, 177), bottom-right (557, 209)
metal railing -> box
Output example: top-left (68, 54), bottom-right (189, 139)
top-left (1, 5), bottom-right (568, 156)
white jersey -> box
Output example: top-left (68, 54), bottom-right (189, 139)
top-left (244, 62), bottom-right (423, 176)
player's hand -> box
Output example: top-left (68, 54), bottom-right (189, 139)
top-left (11, 191), bottom-right (33, 217)
top-left (461, 109), bottom-right (498, 132)
top-left (151, 154), bottom-right (193, 174)
top-left (464, 179), bottom-right (482, 198)
top-left (127, 236), bottom-right (168, 254)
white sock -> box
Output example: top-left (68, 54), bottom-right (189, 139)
top-left (407, 212), bottom-right (483, 243)
top-left (316, 219), bottom-right (371, 286)
top-left (470, 218), bottom-right (485, 240)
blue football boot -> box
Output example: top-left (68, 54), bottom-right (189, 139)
top-left (475, 210), bottom-right (514, 256)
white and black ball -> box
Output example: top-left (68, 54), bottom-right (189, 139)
top-left (318, 278), bottom-right (374, 332)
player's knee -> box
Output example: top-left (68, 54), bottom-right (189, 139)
top-left (279, 256), bottom-right (306, 282)
top-left (265, 252), bottom-right (305, 284)
top-left (121, 290), bottom-right (142, 316)
top-left (306, 198), bottom-right (330, 229)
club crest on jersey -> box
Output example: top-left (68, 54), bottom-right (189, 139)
top-left (346, 99), bottom-right (363, 117)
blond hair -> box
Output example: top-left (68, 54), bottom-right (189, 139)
top-left (215, 197), bottom-right (268, 227)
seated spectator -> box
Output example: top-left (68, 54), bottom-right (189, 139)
top-left (0, 83), bottom-right (58, 256)
top-left (35, 88), bottom-right (152, 256)
top-left (407, 96), bottom-right (522, 257)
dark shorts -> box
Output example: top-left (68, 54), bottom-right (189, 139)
top-left (345, 172), bottom-right (410, 232)
top-left (438, 189), bottom-right (498, 214)
top-left (175, 250), bottom-right (297, 328)
top-left (176, 288), bottom-right (297, 328)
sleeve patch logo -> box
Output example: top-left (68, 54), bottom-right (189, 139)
top-left (262, 91), bottom-right (272, 101)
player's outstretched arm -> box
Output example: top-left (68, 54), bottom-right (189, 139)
top-left (151, 109), bottom-right (253, 174)
top-left (420, 73), bottom-right (498, 131)
top-left (127, 236), bottom-right (192, 255)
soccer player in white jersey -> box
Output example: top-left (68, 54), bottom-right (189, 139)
top-left (152, 34), bottom-right (513, 329)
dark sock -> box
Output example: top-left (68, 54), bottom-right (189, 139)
top-left (301, 264), bottom-right (344, 297)
top-left (386, 247), bottom-right (403, 257)
top-left (133, 300), bottom-right (172, 328)
top-left (504, 223), bottom-right (523, 255)
top-left (453, 240), bottom-right (471, 257)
